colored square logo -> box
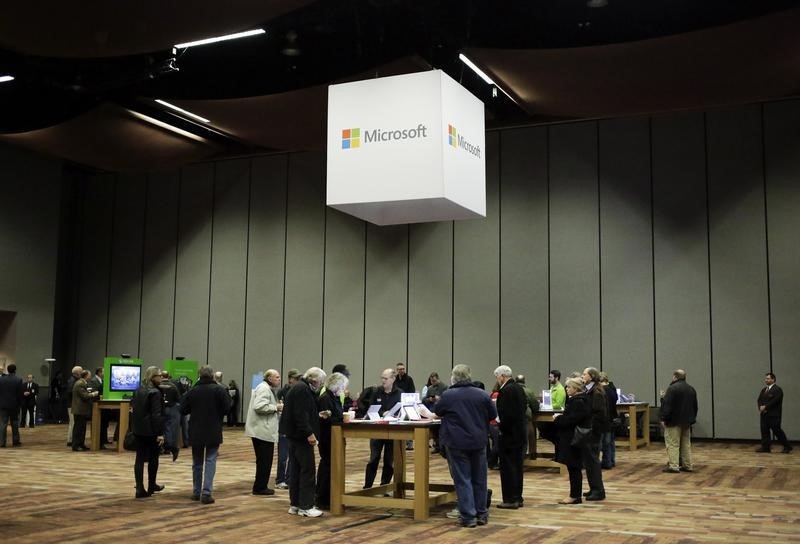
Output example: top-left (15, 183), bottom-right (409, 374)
top-left (342, 127), bottom-right (360, 150)
top-left (448, 124), bottom-right (458, 147)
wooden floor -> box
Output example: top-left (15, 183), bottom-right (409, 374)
top-left (1, 425), bottom-right (798, 543)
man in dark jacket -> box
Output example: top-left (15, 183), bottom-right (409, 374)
top-left (660, 369), bottom-right (698, 473)
top-left (581, 367), bottom-right (608, 500)
top-left (599, 372), bottom-right (618, 469)
top-left (363, 369), bottom-right (402, 489)
top-left (0, 363), bottom-right (24, 447)
top-left (434, 364), bottom-right (497, 528)
top-left (131, 366), bottom-right (165, 498)
top-left (181, 365), bottom-right (232, 504)
top-left (279, 366), bottom-right (326, 517)
top-left (494, 365), bottom-right (527, 509)
top-left (19, 374), bottom-right (39, 428)
top-left (756, 372), bottom-right (792, 453)
top-left (275, 368), bottom-right (301, 490)
top-left (65, 365), bottom-right (82, 447)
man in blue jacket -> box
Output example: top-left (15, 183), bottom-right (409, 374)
top-left (433, 364), bottom-right (497, 528)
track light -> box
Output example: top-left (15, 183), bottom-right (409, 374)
top-left (128, 110), bottom-right (208, 143)
top-left (458, 53), bottom-right (517, 104)
top-left (155, 99), bottom-right (210, 123)
top-left (0, 75), bottom-right (15, 83)
top-left (174, 28), bottom-right (266, 49)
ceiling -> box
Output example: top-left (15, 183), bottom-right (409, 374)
top-left (1, 0), bottom-right (799, 172)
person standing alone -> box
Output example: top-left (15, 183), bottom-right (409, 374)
top-left (756, 372), bottom-right (792, 454)
top-left (660, 369), bottom-right (698, 473)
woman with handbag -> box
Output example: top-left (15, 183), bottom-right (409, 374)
top-left (131, 366), bottom-right (165, 499)
top-left (552, 377), bottom-right (592, 504)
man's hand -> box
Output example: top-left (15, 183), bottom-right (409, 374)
top-left (157, 435), bottom-right (165, 446)
top-left (307, 434), bottom-right (317, 446)
top-left (759, 405), bottom-right (766, 413)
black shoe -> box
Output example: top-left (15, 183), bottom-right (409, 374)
top-left (149, 484), bottom-right (165, 494)
top-left (201, 495), bottom-right (215, 504)
top-left (477, 516), bottom-right (488, 526)
top-left (66, 442), bottom-right (72, 447)
top-left (782, 447), bottom-right (793, 454)
top-left (172, 448), bottom-right (179, 462)
top-left (252, 489), bottom-right (275, 496)
top-left (496, 502), bottom-right (519, 509)
top-left (755, 447), bottom-right (771, 453)
top-left (12, 443), bottom-right (21, 447)
top-left (135, 490), bottom-right (150, 499)
top-left (191, 494), bottom-right (200, 501)
top-left (585, 493), bottom-right (606, 501)
top-left (583, 491), bottom-right (591, 497)
top-left (79, 445), bottom-right (90, 451)
top-left (459, 519), bottom-right (477, 528)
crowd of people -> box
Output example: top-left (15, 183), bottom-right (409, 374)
top-left (0, 359), bottom-right (793, 528)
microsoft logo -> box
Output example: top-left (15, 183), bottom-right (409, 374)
top-left (447, 123), bottom-right (481, 158)
top-left (342, 128), bottom-right (360, 149)
top-left (448, 124), bottom-right (458, 148)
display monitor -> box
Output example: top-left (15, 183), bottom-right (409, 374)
top-left (109, 364), bottom-right (141, 392)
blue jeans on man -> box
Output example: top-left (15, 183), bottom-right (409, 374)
top-left (446, 446), bottom-right (488, 526)
top-left (601, 431), bottom-right (616, 468)
top-left (163, 404), bottom-right (181, 451)
top-left (276, 434), bottom-right (290, 486)
top-left (192, 445), bottom-right (219, 497)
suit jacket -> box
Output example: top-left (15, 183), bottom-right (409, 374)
top-left (758, 384), bottom-right (784, 419)
top-left (87, 376), bottom-right (102, 397)
top-left (71, 379), bottom-right (95, 416)
top-left (496, 379), bottom-right (528, 448)
top-left (0, 374), bottom-right (24, 411)
top-left (21, 381), bottom-right (39, 406)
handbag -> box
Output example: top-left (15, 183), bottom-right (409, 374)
top-left (123, 429), bottom-right (137, 451)
top-left (571, 425), bottom-right (592, 447)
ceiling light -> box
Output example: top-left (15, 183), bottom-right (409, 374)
top-left (0, 75), bottom-right (15, 83)
top-left (128, 110), bottom-right (208, 143)
top-left (458, 53), bottom-right (518, 104)
top-left (155, 99), bottom-right (210, 123)
top-left (174, 28), bottom-right (265, 49)
top-left (459, 53), bottom-right (494, 85)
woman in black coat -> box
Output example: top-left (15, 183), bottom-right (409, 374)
top-left (131, 366), bottom-right (165, 498)
top-left (553, 377), bottom-right (592, 504)
top-left (315, 372), bottom-right (348, 509)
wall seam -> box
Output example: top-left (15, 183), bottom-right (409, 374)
top-left (137, 175), bottom-right (149, 358)
top-left (703, 112), bottom-right (716, 438)
top-left (104, 176), bottom-right (118, 356)
top-left (760, 103), bottom-right (774, 373)
top-left (206, 164), bottom-right (216, 365)
top-left (649, 117), bottom-right (658, 404)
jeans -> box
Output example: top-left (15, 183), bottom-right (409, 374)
top-left (581, 438), bottom-right (605, 496)
top-left (364, 439), bottom-right (394, 488)
top-left (0, 408), bottom-right (21, 446)
top-left (446, 447), bottom-right (488, 523)
top-left (252, 438), bottom-right (275, 492)
top-left (192, 444), bottom-right (219, 497)
top-left (288, 438), bottom-right (316, 509)
top-left (181, 414), bottom-right (190, 446)
top-left (600, 431), bottom-right (616, 467)
top-left (163, 405), bottom-right (181, 451)
top-left (276, 434), bottom-right (290, 484)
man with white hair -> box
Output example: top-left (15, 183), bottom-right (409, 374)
top-left (434, 364), bottom-right (496, 528)
top-left (65, 365), bottom-right (82, 447)
top-left (493, 365), bottom-right (528, 509)
top-left (280, 366), bottom-right (326, 518)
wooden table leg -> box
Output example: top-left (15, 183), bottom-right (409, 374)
top-left (642, 404), bottom-right (650, 447)
top-left (90, 402), bottom-right (100, 451)
top-left (116, 404), bottom-right (129, 453)
top-left (413, 427), bottom-right (430, 521)
top-left (331, 425), bottom-right (345, 515)
top-left (393, 438), bottom-right (406, 498)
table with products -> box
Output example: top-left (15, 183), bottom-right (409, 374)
top-left (527, 410), bottom-right (566, 474)
top-left (330, 420), bottom-right (456, 521)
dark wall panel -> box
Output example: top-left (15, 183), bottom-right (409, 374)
top-left (764, 100), bottom-right (800, 441)
top-left (707, 106), bottom-right (770, 439)
top-left (652, 112), bottom-right (713, 437)
top-left (500, 126), bottom-right (549, 383)
top-left (106, 173), bottom-right (145, 358)
top-left (139, 171), bottom-right (179, 363)
top-left (599, 118), bottom-right (655, 404)
top-left (244, 156), bottom-right (287, 388)
top-left (283, 152), bottom-right (325, 369)
top-left (75, 175), bottom-right (115, 366)
top-left (173, 163), bottom-right (213, 362)
top-left (363, 224), bottom-right (408, 385)
top-left (322, 208), bottom-right (366, 392)
top-left (208, 159), bottom-right (249, 404)
top-left (408, 221), bottom-right (453, 383)
top-left (549, 123), bottom-right (600, 373)
top-left (454, 131), bottom-right (500, 384)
